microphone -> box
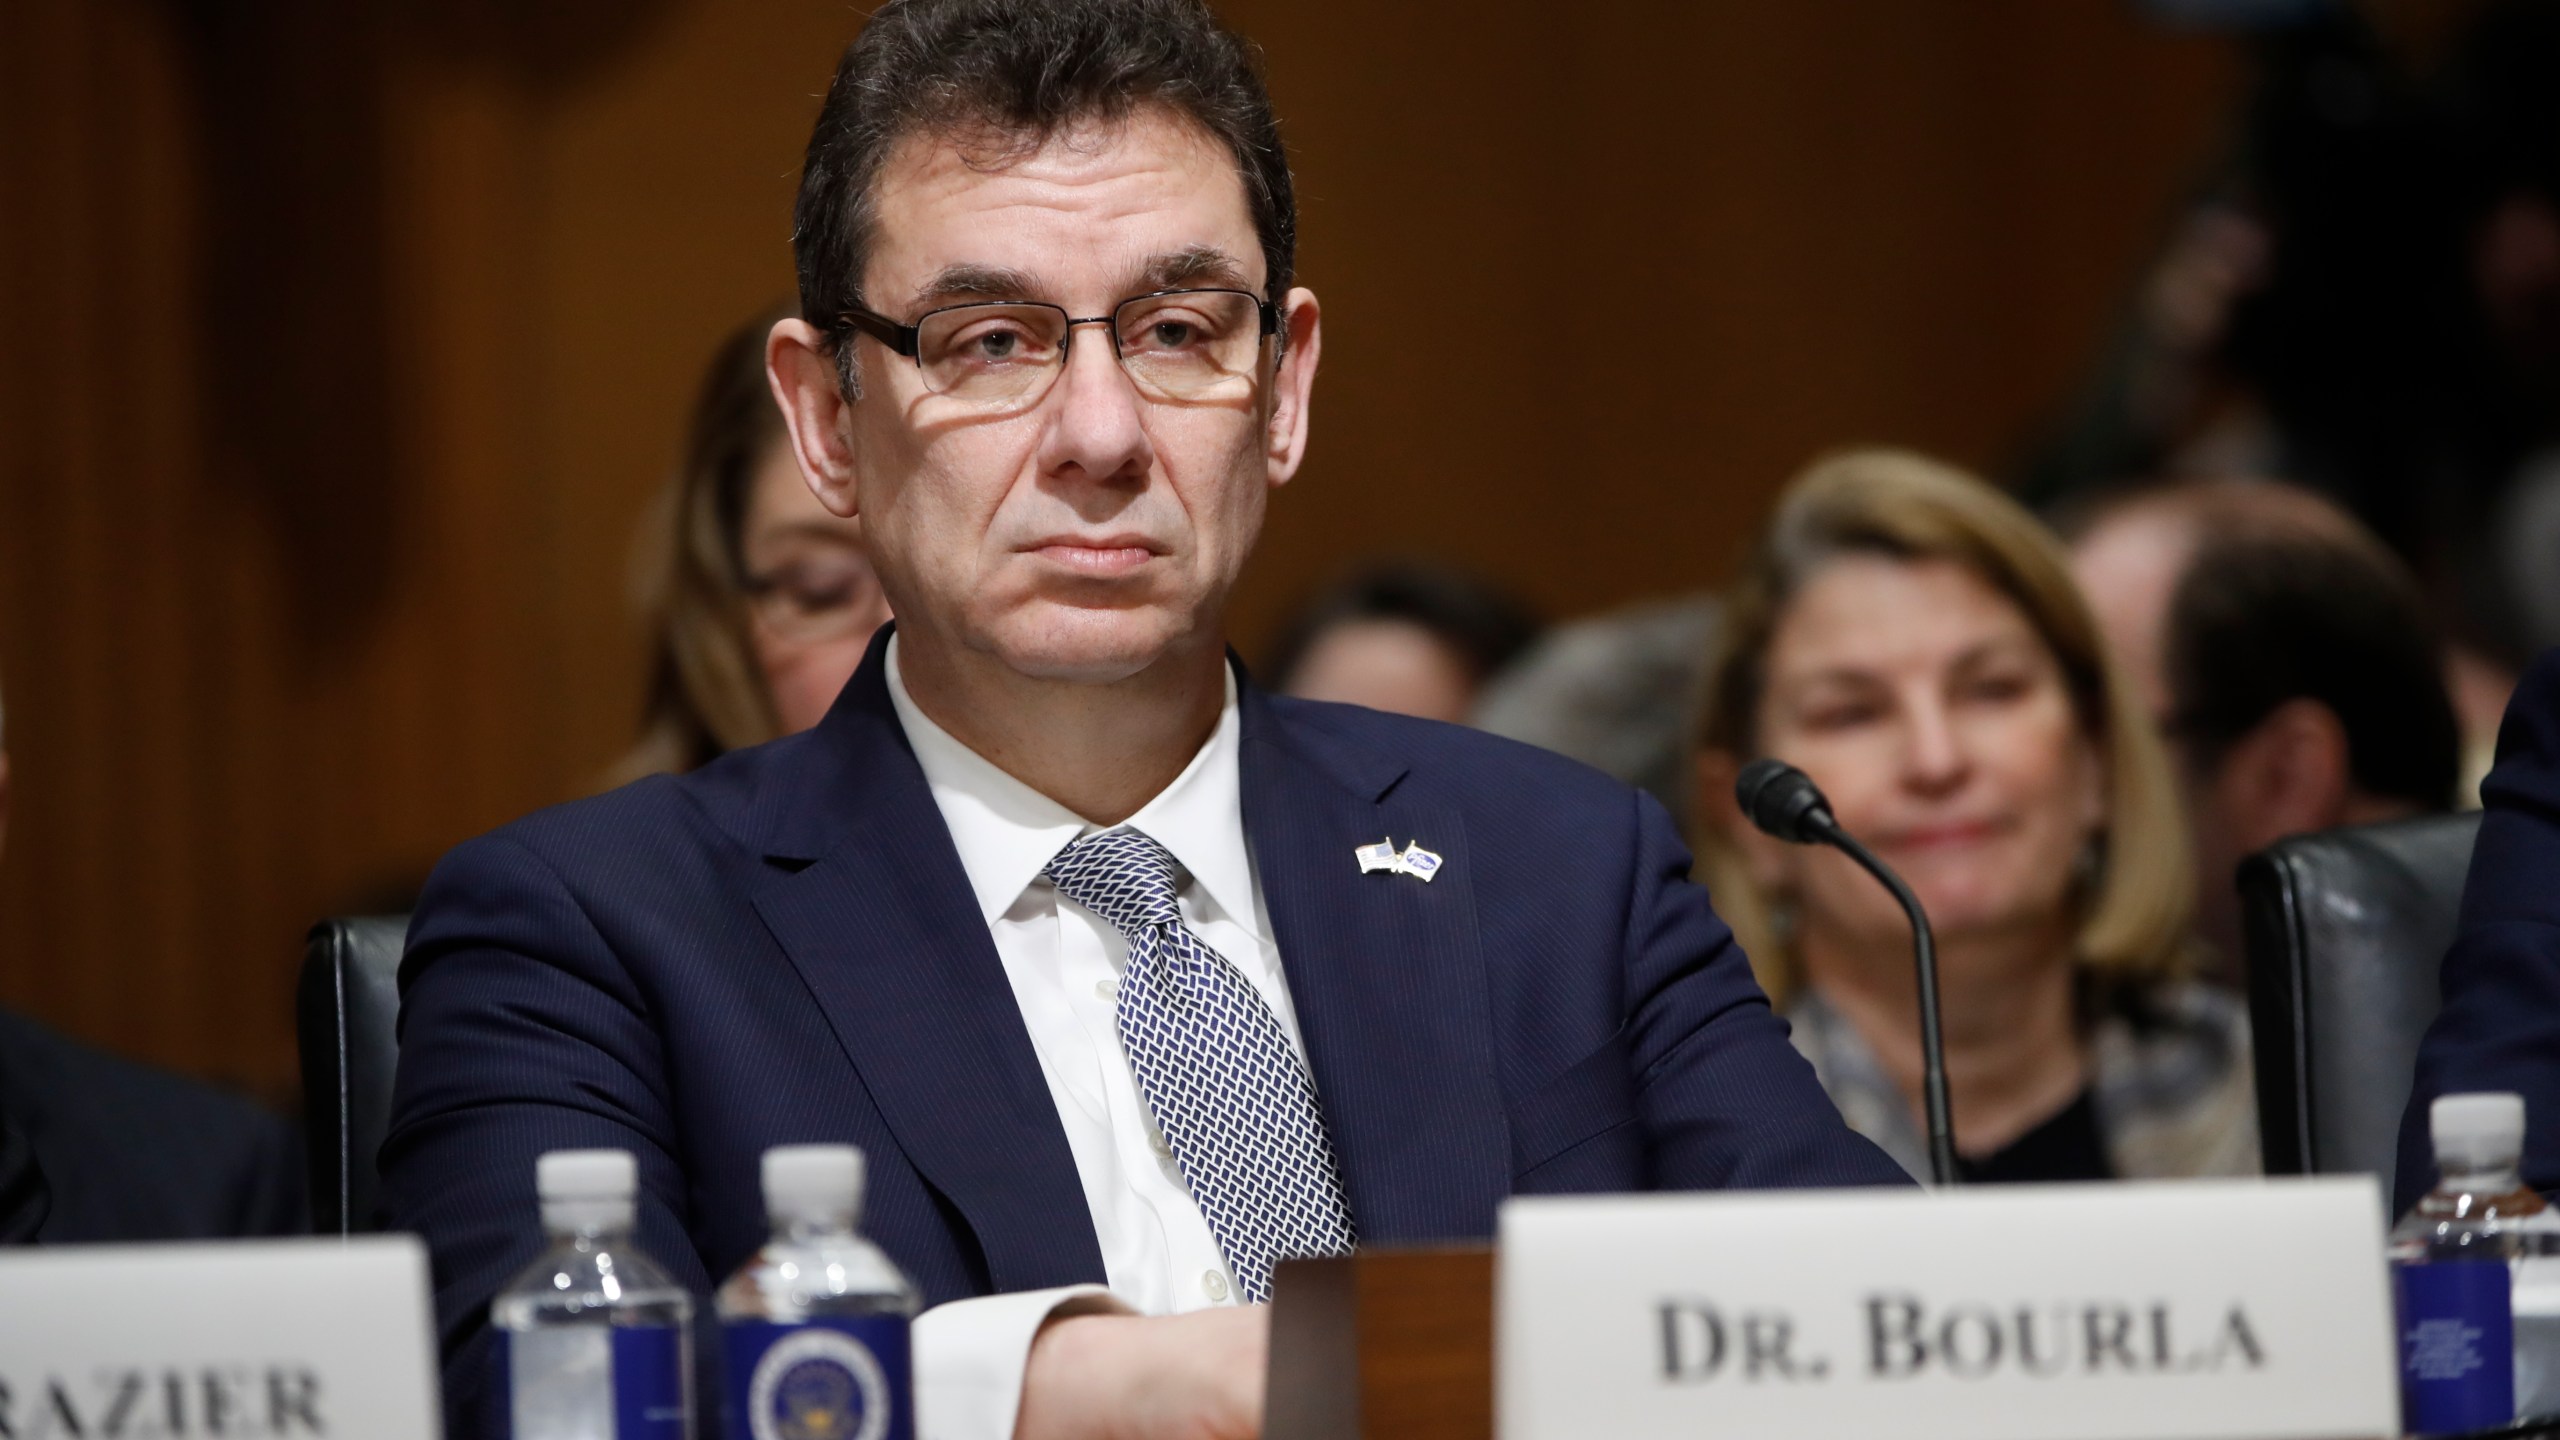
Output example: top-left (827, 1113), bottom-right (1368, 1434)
top-left (1734, 758), bottom-right (1959, 1187)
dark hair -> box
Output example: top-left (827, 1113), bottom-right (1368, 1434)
top-left (2166, 524), bottom-right (2460, 811)
top-left (793, 0), bottom-right (1294, 394)
top-left (616, 307), bottom-right (796, 781)
top-left (1264, 561), bottom-right (1540, 694)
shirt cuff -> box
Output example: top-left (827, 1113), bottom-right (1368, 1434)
top-left (914, 1284), bottom-right (1131, 1440)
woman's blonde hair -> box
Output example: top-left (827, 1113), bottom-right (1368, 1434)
top-left (610, 308), bottom-right (796, 784)
top-left (1691, 448), bottom-right (2193, 1005)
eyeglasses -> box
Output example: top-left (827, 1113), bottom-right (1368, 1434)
top-left (839, 287), bottom-right (1279, 410)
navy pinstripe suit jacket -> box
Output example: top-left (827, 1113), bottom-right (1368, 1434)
top-left (2396, 647), bottom-right (2560, 1211)
top-left (380, 626), bottom-right (1906, 1429)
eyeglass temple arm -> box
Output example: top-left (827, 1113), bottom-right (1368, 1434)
top-left (837, 307), bottom-right (919, 358)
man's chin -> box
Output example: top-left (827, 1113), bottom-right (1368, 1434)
top-left (979, 606), bottom-right (1204, 686)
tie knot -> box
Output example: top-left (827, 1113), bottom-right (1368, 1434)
top-left (1043, 828), bottom-right (1184, 937)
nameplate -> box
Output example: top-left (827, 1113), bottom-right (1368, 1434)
top-left (0, 1236), bottom-right (442, 1440)
top-left (1497, 1178), bottom-right (2396, 1440)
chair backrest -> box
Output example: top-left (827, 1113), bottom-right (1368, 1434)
top-left (294, 915), bottom-right (410, 1235)
top-left (2239, 813), bottom-right (2479, 1179)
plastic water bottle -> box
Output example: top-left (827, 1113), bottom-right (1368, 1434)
top-left (718, 1145), bottom-right (919, 1440)
top-left (491, 1149), bottom-right (696, 1440)
top-left (2390, 1093), bottom-right (2550, 1434)
top-left (2515, 1222), bottom-right (2560, 1424)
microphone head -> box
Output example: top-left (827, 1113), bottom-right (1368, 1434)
top-left (1734, 758), bottom-right (1836, 844)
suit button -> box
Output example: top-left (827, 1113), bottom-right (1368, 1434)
top-left (1202, 1271), bottom-right (1230, 1303)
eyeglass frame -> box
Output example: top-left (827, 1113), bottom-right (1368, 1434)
top-left (834, 286), bottom-right (1286, 398)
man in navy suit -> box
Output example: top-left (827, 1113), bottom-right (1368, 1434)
top-left (2396, 647), bottom-right (2560, 1212)
top-left (379, 1), bottom-right (1907, 1435)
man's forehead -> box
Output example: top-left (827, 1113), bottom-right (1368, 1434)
top-left (862, 107), bottom-right (1261, 307)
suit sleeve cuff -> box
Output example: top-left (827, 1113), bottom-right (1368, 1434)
top-left (913, 1284), bottom-right (1131, 1440)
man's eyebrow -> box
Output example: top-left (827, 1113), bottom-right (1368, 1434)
top-left (900, 249), bottom-right (1254, 314)
top-left (1133, 246), bottom-right (1253, 294)
top-left (908, 264), bottom-right (1043, 310)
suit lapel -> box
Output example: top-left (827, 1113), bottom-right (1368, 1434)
top-left (748, 631), bottom-right (1104, 1293)
top-left (1240, 689), bottom-right (1512, 1243)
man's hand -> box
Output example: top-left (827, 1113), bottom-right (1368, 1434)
top-left (1015, 1305), bottom-right (1269, 1440)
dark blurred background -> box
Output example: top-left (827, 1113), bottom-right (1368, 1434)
top-left (0, 0), bottom-right (2364, 1102)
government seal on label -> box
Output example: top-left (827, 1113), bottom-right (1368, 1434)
top-left (746, 1327), bottom-right (891, 1440)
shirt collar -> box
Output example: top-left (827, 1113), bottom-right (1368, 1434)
top-left (884, 634), bottom-right (1263, 939)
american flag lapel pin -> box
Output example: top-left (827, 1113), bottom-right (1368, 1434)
top-left (1355, 838), bottom-right (1401, 874)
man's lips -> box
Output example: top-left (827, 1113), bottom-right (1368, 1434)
top-left (1025, 538), bottom-right (1162, 577)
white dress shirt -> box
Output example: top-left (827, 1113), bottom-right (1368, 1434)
top-left (887, 638), bottom-right (1311, 1440)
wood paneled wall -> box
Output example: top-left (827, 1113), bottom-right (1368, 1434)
top-left (0, 0), bottom-right (2233, 1098)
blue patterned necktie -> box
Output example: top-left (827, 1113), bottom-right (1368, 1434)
top-left (1043, 827), bottom-right (1358, 1302)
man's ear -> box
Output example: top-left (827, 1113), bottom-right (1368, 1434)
top-left (2220, 696), bottom-right (2354, 853)
top-left (1264, 286), bottom-right (1321, 488)
top-left (767, 319), bottom-right (862, 519)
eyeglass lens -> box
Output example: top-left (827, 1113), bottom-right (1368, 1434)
top-left (910, 290), bottom-right (1265, 407)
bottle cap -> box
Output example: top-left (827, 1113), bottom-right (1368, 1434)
top-left (538, 1149), bottom-right (637, 1200)
top-left (2433, 1092), bottom-right (2527, 1172)
top-left (763, 1144), bottom-right (865, 1227)
top-left (536, 1148), bottom-right (637, 1232)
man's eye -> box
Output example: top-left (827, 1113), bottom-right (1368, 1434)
top-left (1125, 310), bottom-right (1215, 351)
top-left (940, 321), bottom-right (1043, 365)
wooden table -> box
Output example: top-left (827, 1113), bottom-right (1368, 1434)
top-left (1266, 1245), bottom-right (1495, 1440)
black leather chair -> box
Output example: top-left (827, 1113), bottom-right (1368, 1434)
top-left (295, 915), bottom-right (410, 1235)
top-left (2240, 813), bottom-right (2480, 1180)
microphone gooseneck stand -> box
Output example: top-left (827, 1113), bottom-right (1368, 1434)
top-left (1807, 820), bottom-right (1956, 1188)
top-left (1733, 758), bottom-right (1959, 1187)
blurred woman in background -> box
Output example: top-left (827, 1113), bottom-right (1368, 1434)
top-left (617, 308), bottom-right (892, 780)
top-left (1264, 560), bottom-right (1540, 723)
top-left (1692, 449), bottom-right (2254, 1183)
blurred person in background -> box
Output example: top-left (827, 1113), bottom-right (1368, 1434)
top-left (616, 306), bottom-right (894, 781)
top-left (2070, 480), bottom-right (2462, 977)
top-left (1260, 560), bottom-right (1538, 723)
top-left (1472, 594), bottom-right (1722, 827)
top-left (1693, 451), bottom-right (2254, 1184)
top-left (2023, 0), bottom-right (2560, 733)
top-left (0, 675), bottom-right (305, 1242)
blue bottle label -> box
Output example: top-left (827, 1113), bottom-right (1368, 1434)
top-left (2399, 1258), bottom-right (2516, 1434)
top-left (612, 1326), bottom-right (690, 1439)
top-left (725, 1316), bottom-right (912, 1440)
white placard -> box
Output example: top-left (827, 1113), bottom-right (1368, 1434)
top-left (0, 1235), bottom-right (443, 1440)
top-left (1498, 1178), bottom-right (2396, 1440)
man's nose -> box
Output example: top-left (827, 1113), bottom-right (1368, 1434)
top-left (1036, 327), bottom-right (1155, 485)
